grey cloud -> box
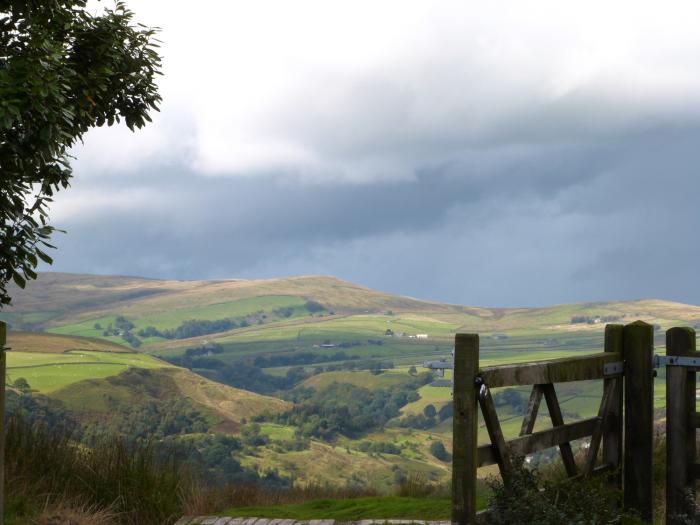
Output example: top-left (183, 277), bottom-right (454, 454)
top-left (46, 122), bottom-right (700, 307)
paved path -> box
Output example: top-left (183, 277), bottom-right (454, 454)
top-left (175, 518), bottom-right (450, 525)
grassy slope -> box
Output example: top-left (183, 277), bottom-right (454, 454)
top-left (238, 433), bottom-right (450, 488)
top-left (52, 367), bottom-right (289, 431)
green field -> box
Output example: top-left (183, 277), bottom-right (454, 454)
top-left (258, 423), bottom-right (297, 441)
top-left (6, 350), bottom-right (172, 393)
top-left (302, 369), bottom-right (414, 390)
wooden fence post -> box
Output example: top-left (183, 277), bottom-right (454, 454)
top-left (452, 333), bottom-right (479, 525)
top-left (0, 321), bottom-right (6, 525)
top-left (603, 324), bottom-right (623, 490)
top-left (665, 327), bottom-right (696, 525)
top-left (623, 321), bottom-right (654, 522)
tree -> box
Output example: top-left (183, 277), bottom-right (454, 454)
top-left (0, 1), bottom-right (162, 305)
top-left (423, 403), bottom-right (437, 418)
top-left (11, 377), bottom-right (29, 392)
top-left (438, 402), bottom-right (453, 421)
top-left (429, 440), bottom-right (450, 461)
top-left (0, 3), bottom-right (161, 521)
top-left (408, 365), bottom-right (417, 375)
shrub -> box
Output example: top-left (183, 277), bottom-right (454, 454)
top-left (438, 403), bottom-right (453, 421)
top-left (395, 472), bottom-right (445, 498)
top-left (486, 460), bottom-right (635, 524)
top-left (304, 300), bottom-right (325, 313)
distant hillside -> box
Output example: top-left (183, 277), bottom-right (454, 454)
top-left (0, 272), bottom-right (459, 330)
top-left (3, 273), bottom-right (699, 349)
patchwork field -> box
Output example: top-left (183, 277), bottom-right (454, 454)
top-left (3, 273), bottom-right (698, 361)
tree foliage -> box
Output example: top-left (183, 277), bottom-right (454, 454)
top-left (0, 0), bottom-right (161, 304)
top-left (264, 374), bottom-right (433, 440)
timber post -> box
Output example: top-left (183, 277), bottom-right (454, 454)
top-left (623, 321), bottom-right (654, 522)
top-left (603, 324), bottom-right (623, 491)
top-left (452, 333), bottom-right (479, 525)
top-left (665, 327), bottom-right (696, 524)
top-left (0, 322), bottom-right (6, 525)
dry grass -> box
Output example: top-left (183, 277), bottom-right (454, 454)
top-left (5, 415), bottom-right (191, 525)
top-left (170, 368), bottom-right (291, 424)
top-left (395, 473), bottom-right (449, 498)
top-left (31, 503), bottom-right (118, 525)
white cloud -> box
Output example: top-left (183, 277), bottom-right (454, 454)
top-left (48, 1), bottom-right (700, 305)
top-left (73, 0), bottom-right (700, 182)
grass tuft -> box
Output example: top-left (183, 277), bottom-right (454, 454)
top-left (5, 414), bottom-right (192, 525)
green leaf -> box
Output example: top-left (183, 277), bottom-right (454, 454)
top-left (12, 272), bottom-right (26, 289)
top-left (36, 250), bottom-right (54, 264)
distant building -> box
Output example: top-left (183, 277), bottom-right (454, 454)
top-left (416, 334), bottom-right (428, 339)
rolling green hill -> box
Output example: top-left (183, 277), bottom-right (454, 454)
top-left (1, 272), bottom-right (697, 489)
top-left (3, 272), bottom-right (698, 367)
top-left (52, 366), bottom-right (290, 432)
top-left (3, 330), bottom-right (290, 434)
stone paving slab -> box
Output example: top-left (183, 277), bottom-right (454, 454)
top-left (175, 519), bottom-right (449, 525)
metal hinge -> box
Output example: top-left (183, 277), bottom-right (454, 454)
top-left (653, 354), bottom-right (700, 368)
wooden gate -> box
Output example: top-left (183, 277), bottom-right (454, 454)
top-left (451, 322), bottom-right (656, 524)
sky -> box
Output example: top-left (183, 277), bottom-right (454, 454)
top-left (49, 0), bottom-right (700, 307)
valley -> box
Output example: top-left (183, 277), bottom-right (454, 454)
top-left (0, 272), bottom-right (697, 489)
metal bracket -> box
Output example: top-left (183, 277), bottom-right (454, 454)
top-left (603, 361), bottom-right (624, 376)
top-left (653, 354), bottom-right (700, 368)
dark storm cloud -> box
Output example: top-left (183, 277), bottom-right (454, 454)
top-left (49, 123), bottom-right (700, 307)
